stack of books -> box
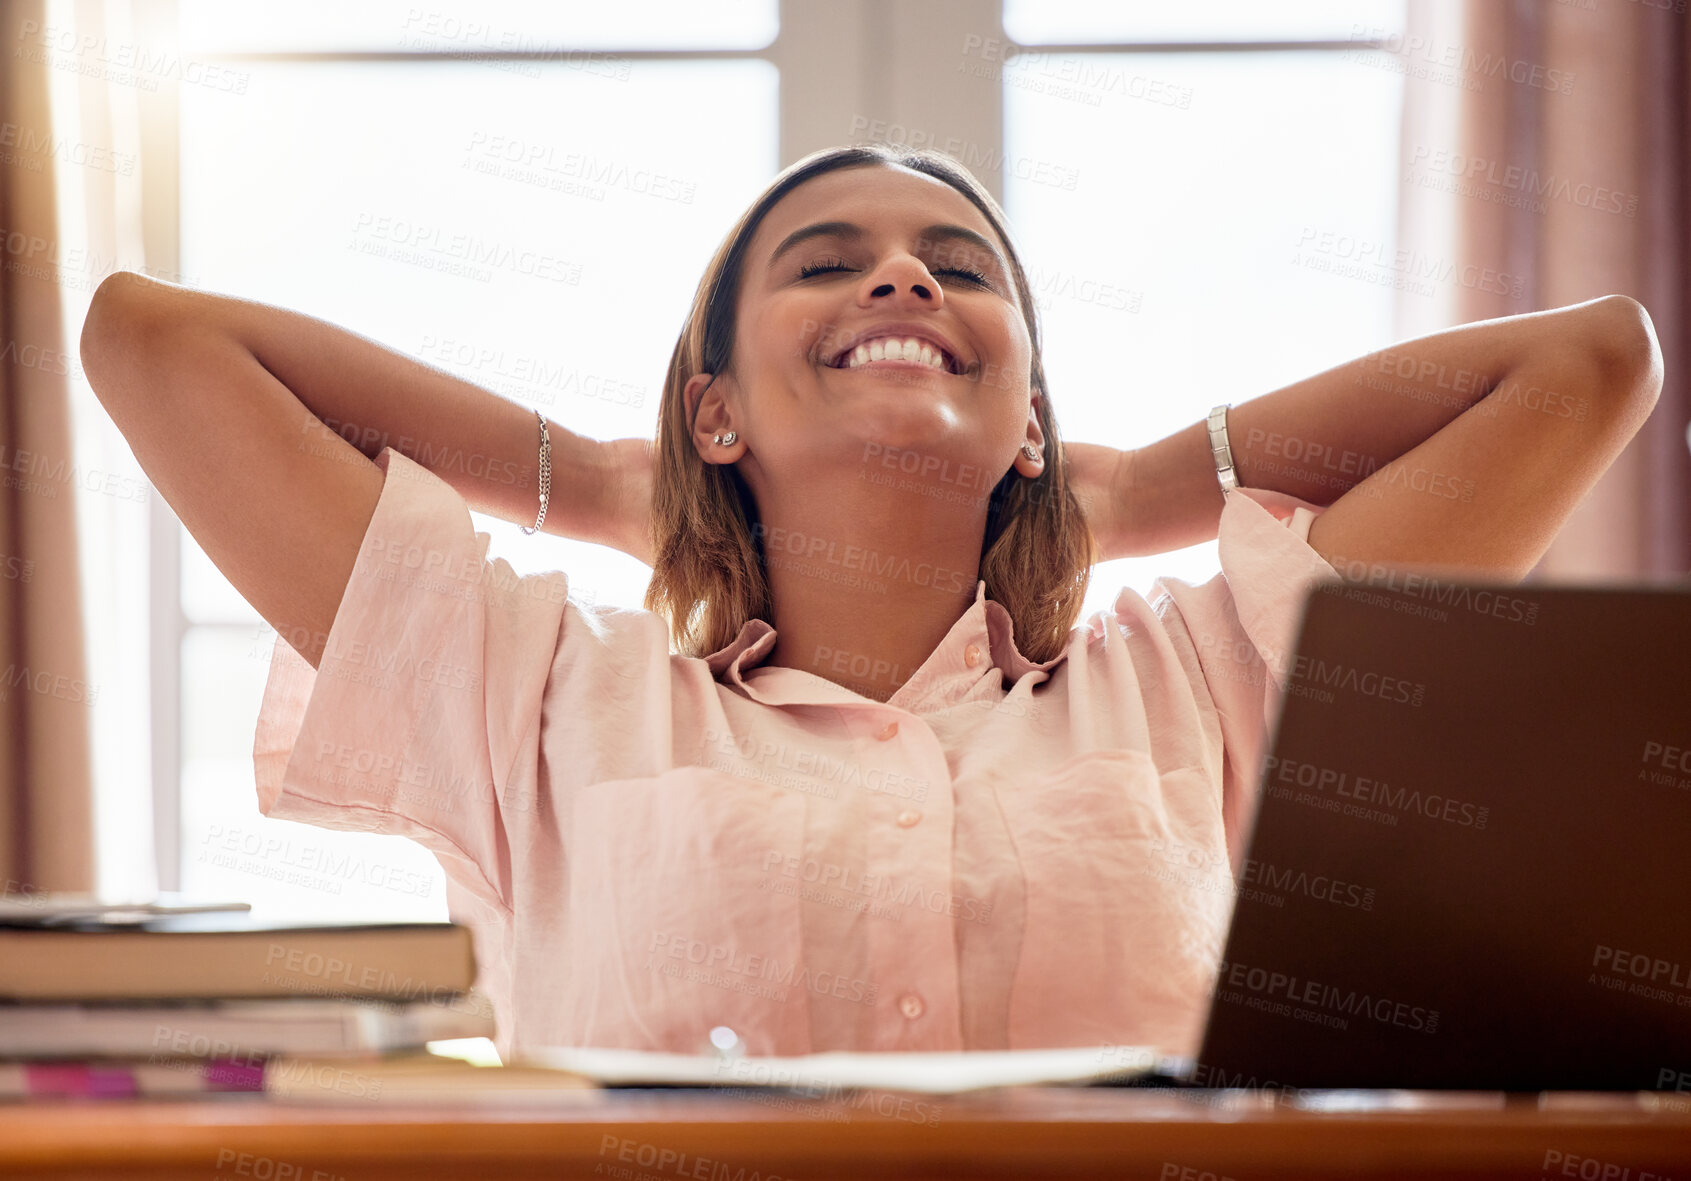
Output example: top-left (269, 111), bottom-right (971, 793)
top-left (2, 895), bottom-right (1166, 1102)
top-left (0, 892), bottom-right (589, 1101)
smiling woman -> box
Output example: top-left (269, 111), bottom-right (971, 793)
top-left (647, 144), bottom-right (1097, 697)
top-left (77, 141), bottom-right (1662, 1065)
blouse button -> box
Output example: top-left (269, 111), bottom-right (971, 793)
top-left (899, 994), bottom-right (926, 1020)
top-left (964, 643), bottom-right (983, 669)
top-left (875, 720), bottom-right (899, 742)
top-left (896, 809), bottom-right (922, 828)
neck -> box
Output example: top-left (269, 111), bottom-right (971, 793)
top-left (752, 486), bottom-right (991, 702)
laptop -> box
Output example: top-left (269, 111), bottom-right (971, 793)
top-left (1172, 575), bottom-right (1691, 1093)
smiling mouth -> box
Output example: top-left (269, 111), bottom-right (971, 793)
top-left (828, 357), bottom-right (955, 377)
top-left (824, 347), bottom-right (965, 377)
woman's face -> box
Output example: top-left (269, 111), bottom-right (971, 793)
top-left (688, 163), bottom-right (1042, 508)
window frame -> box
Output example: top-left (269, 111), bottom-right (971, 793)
top-left (136, 0), bottom-right (1399, 891)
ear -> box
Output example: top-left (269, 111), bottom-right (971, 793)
top-left (1014, 388), bottom-right (1047, 477)
top-left (685, 371), bottom-right (744, 464)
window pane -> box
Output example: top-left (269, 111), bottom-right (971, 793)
top-left (1004, 50), bottom-right (1402, 613)
top-left (180, 0), bottom-right (778, 54)
top-left (177, 56), bottom-right (775, 606)
top-left (1004, 0), bottom-right (1405, 44)
top-left (180, 759), bottom-right (449, 924)
top-left (181, 626), bottom-right (272, 764)
top-left (177, 58), bottom-right (777, 915)
top-left (179, 628), bottom-right (448, 922)
top-left (181, 524), bottom-right (264, 626)
top-left (178, 58), bottom-right (776, 453)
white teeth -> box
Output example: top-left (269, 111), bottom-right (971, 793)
top-left (840, 336), bottom-right (952, 373)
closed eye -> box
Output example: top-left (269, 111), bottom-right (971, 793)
top-left (796, 259), bottom-right (994, 288)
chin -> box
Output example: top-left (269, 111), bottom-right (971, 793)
top-left (835, 403), bottom-right (964, 453)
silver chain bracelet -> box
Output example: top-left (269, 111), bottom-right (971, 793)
top-left (520, 408), bottom-right (551, 535)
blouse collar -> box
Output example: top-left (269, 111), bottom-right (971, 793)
top-left (700, 579), bottom-right (1068, 713)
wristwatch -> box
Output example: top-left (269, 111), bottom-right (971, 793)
top-left (1207, 403), bottom-right (1239, 499)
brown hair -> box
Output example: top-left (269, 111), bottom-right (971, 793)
top-left (643, 143), bottom-right (1098, 664)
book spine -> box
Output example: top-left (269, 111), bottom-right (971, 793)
top-left (0, 1057), bottom-right (266, 1099)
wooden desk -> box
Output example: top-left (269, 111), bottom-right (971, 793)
top-left (4, 1087), bottom-right (1691, 1181)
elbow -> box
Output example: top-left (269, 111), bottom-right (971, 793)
top-left (84, 268), bottom-right (145, 338)
top-left (80, 270), bottom-right (156, 403)
top-left (1581, 293), bottom-right (1664, 410)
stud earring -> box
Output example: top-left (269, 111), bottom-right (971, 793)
top-left (713, 431), bottom-right (737, 446)
top-left (1022, 443), bottom-right (1039, 461)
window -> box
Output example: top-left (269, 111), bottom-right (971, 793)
top-left (167, 7), bottom-right (777, 920)
top-left (127, 1), bottom-right (1408, 919)
top-left (998, 3), bottom-right (1407, 614)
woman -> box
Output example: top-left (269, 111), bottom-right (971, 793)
top-left (79, 143), bottom-right (1663, 1065)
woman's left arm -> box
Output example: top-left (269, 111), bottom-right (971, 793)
top-left (1091, 294), bottom-right (1663, 579)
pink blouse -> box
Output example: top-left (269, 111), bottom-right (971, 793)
top-left (254, 447), bottom-right (1338, 1064)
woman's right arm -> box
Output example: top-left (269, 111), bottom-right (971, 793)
top-left (79, 270), bottom-right (649, 669)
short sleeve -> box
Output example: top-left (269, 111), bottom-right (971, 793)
top-left (250, 446), bottom-right (570, 915)
top-left (1148, 485), bottom-right (1340, 871)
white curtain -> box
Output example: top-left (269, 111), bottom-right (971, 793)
top-left (49, 0), bottom-right (159, 897)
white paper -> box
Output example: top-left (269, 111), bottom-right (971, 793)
top-left (515, 1044), bottom-right (1162, 1094)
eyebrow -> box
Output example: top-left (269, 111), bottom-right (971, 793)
top-left (766, 220), bottom-right (1010, 277)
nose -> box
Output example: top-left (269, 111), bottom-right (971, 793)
top-left (872, 278), bottom-right (933, 299)
top-left (866, 254), bottom-right (942, 303)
